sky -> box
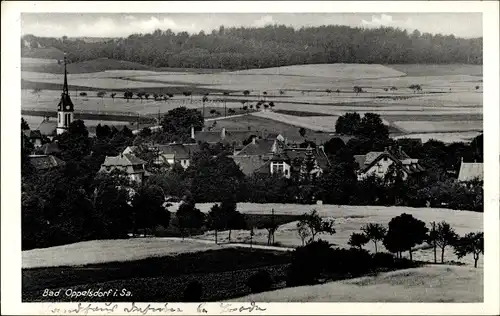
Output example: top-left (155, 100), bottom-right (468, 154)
top-left (21, 13), bottom-right (482, 38)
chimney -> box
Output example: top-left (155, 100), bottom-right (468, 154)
top-left (384, 147), bottom-right (388, 152)
top-left (191, 125), bottom-right (195, 139)
top-left (221, 127), bottom-right (226, 140)
top-left (252, 137), bottom-right (256, 145)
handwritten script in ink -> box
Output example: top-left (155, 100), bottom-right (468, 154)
top-left (47, 301), bottom-right (267, 315)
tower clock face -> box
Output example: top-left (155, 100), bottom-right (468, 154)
top-left (66, 105), bottom-right (71, 110)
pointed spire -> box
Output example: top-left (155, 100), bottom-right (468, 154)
top-left (63, 53), bottom-right (69, 95)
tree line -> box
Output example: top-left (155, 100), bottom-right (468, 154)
top-left (21, 24), bottom-right (482, 70)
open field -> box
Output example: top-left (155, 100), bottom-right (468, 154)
top-left (388, 64), bottom-right (483, 77)
top-left (228, 63), bottom-right (406, 79)
top-left (393, 131), bottom-right (482, 144)
top-left (393, 120), bottom-right (483, 133)
top-left (232, 265), bottom-right (483, 302)
top-left (174, 203), bottom-right (483, 267)
top-left (21, 62), bottom-right (482, 143)
top-left (22, 238), bottom-right (225, 269)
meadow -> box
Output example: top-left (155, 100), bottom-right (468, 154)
top-left (233, 265), bottom-right (483, 302)
top-left (177, 203), bottom-right (483, 267)
top-left (21, 59), bottom-right (483, 143)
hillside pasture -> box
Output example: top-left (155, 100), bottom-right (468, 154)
top-left (388, 64), bottom-right (483, 77)
top-left (227, 63), bottom-right (407, 79)
top-left (233, 265), bottom-right (483, 302)
top-left (393, 131), bottom-right (482, 144)
top-left (393, 120), bottom-right (483, 133)
top-left (251, 111), bottom-right (338, 132)
top-left (181, 203), bottom-right (483, 267)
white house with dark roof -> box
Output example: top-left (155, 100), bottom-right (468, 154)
top-left (100, 153), bottom-right (148, 184)
top-left (457, 159), bottom-right (483, 183)
top-left (354, 146), bottom-right (425, 181)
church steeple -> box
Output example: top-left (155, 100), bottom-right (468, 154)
top-left (56, 53), bottom-right (74, 135)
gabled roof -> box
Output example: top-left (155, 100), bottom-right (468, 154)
top-left (29, 130), bottom-right (42, 139)
top-left (231, 155), bottom-right (269, 176)
top-left (157, 143), bottom-right (200, 159)
top-left (122, 146), bottom-right (138, 155)
top-left (272, 147), bottom-right (330, 170)
top-left (354, 155), bottom-right (367, 169)
top-left (102, 153), bottom-right (146, 167)
top-left (40, 142), bottom-right (60, 155)
top-left (36, 119), bottom-right (57, 136)
top-left (29, 154), bottom-right (65, 170)
top-left (458, 162), bottom-right (483, 182)
top-left (359, 149), bottom-right (425, 175)
top-left (236, 139), bottom-right (276, 156)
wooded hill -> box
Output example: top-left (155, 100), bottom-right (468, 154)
top-left (22, 24), bottom-right (482, 70)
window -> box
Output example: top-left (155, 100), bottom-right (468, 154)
top-left (58, 113), bottom-right (61, 124)
top-left (272, 162), bottom-right (285, 174)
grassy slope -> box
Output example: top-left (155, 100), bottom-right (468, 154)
top-left (21, 58), bottom-right (153, 74)
top-left (22, 238), bottom-right (223, 269)
top-left (232, 265), bottom-right (483, 302)
top-left (387, 64), bottom-right (483, 77)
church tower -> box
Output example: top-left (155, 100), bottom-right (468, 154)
top-left (56, 54), bottom-right (74, 135)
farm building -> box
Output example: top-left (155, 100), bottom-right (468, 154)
top-left (355, 146), bottom-right (425, 181)
top-left (99, 153), bottom-right (148, 184)
top-left (457, 160), bottom-right (483, 183)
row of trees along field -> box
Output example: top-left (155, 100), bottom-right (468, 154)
top-left (21, 107), bottom-right (482, 250)
top-left (22, 25), bottom-right (482, 69)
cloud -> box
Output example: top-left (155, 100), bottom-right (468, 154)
top-left (360, 14), bottom-right (414, 31)
top-left (253, 15), bottom-right (275, 28)
top-left (22, 16), bottom-right (200, 37)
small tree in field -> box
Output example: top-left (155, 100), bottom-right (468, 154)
top-left (296, 220), bottom-right (311, 246)
top-left (353, 86), bottom-right (363, 95)
top-left (298, 210), bottom-right (335, 243)
top-left (383, 213), bottom-right (428, 261)
top-left (427, 221), bottom-right (438, 263)
top-left (299, 127), bottom-right (306, 138)
top-left (361, 223), bottom-right (387, 253)
top-left (435, 221), bottom-right (459, 263)
top-left (454, 232), bottom-right (483, 268)
top-left (80, 92), bottom-right (88, 97)
top-left (348, 232), bottom-right (369, 250)
top-left (97, 91), bottom-right (106, 102)
top-left (110, 93), bottom-right (116, 101)
top-left (243, 90), bottom-right (250, 97)
top-left (207, 203), bottom-right (224, 244)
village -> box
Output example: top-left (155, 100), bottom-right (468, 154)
top-left (17, 13), bottom-right (487, 304)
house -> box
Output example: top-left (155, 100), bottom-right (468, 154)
top-left (29, 154), bottom-right (65, 171)
top-left (38, 142), bottom-right (61, 155)
top-left (190, 126), bottom-right (260, 146)
top-left (231, 135), bottom-right (330, 179)
top-left (100, 153), bottom-right (148, 184)
top-left (155, 143), bottom-right (201, 170)
top-left (23, 130), bottom-right (43, 148)
top-left (36, 117), bottom-right (58, 138)
top-left (355, 146), bottom-right (425, 181)
top-left (457, 159), bottom-right (483, 183)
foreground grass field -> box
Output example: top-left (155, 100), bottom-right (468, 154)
top-left (232, 265), bottom-right (483, 302)
top-left (23, 248), bottom-right (291, 302)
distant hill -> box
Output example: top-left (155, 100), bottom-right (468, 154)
top-left (21, 24), bottom-right (482, 70)
top-left (21, 47), bottom-right (65, 60)
top-left (21, 57), bottom-right (153, 74)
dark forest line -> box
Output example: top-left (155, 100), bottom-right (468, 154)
top-left (22, 24), bottom-right (482, 70)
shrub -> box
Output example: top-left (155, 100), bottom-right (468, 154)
top-left (372, 252), bottom-right (396, 268)
top-left (329, 247), bottom-right (372, 276)
top-left (287, 239), bottom-right (333, 286)
top-left (246, 270), bottom-right (274, 293)
top-left (183, 281), bottom-right (203, 302)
